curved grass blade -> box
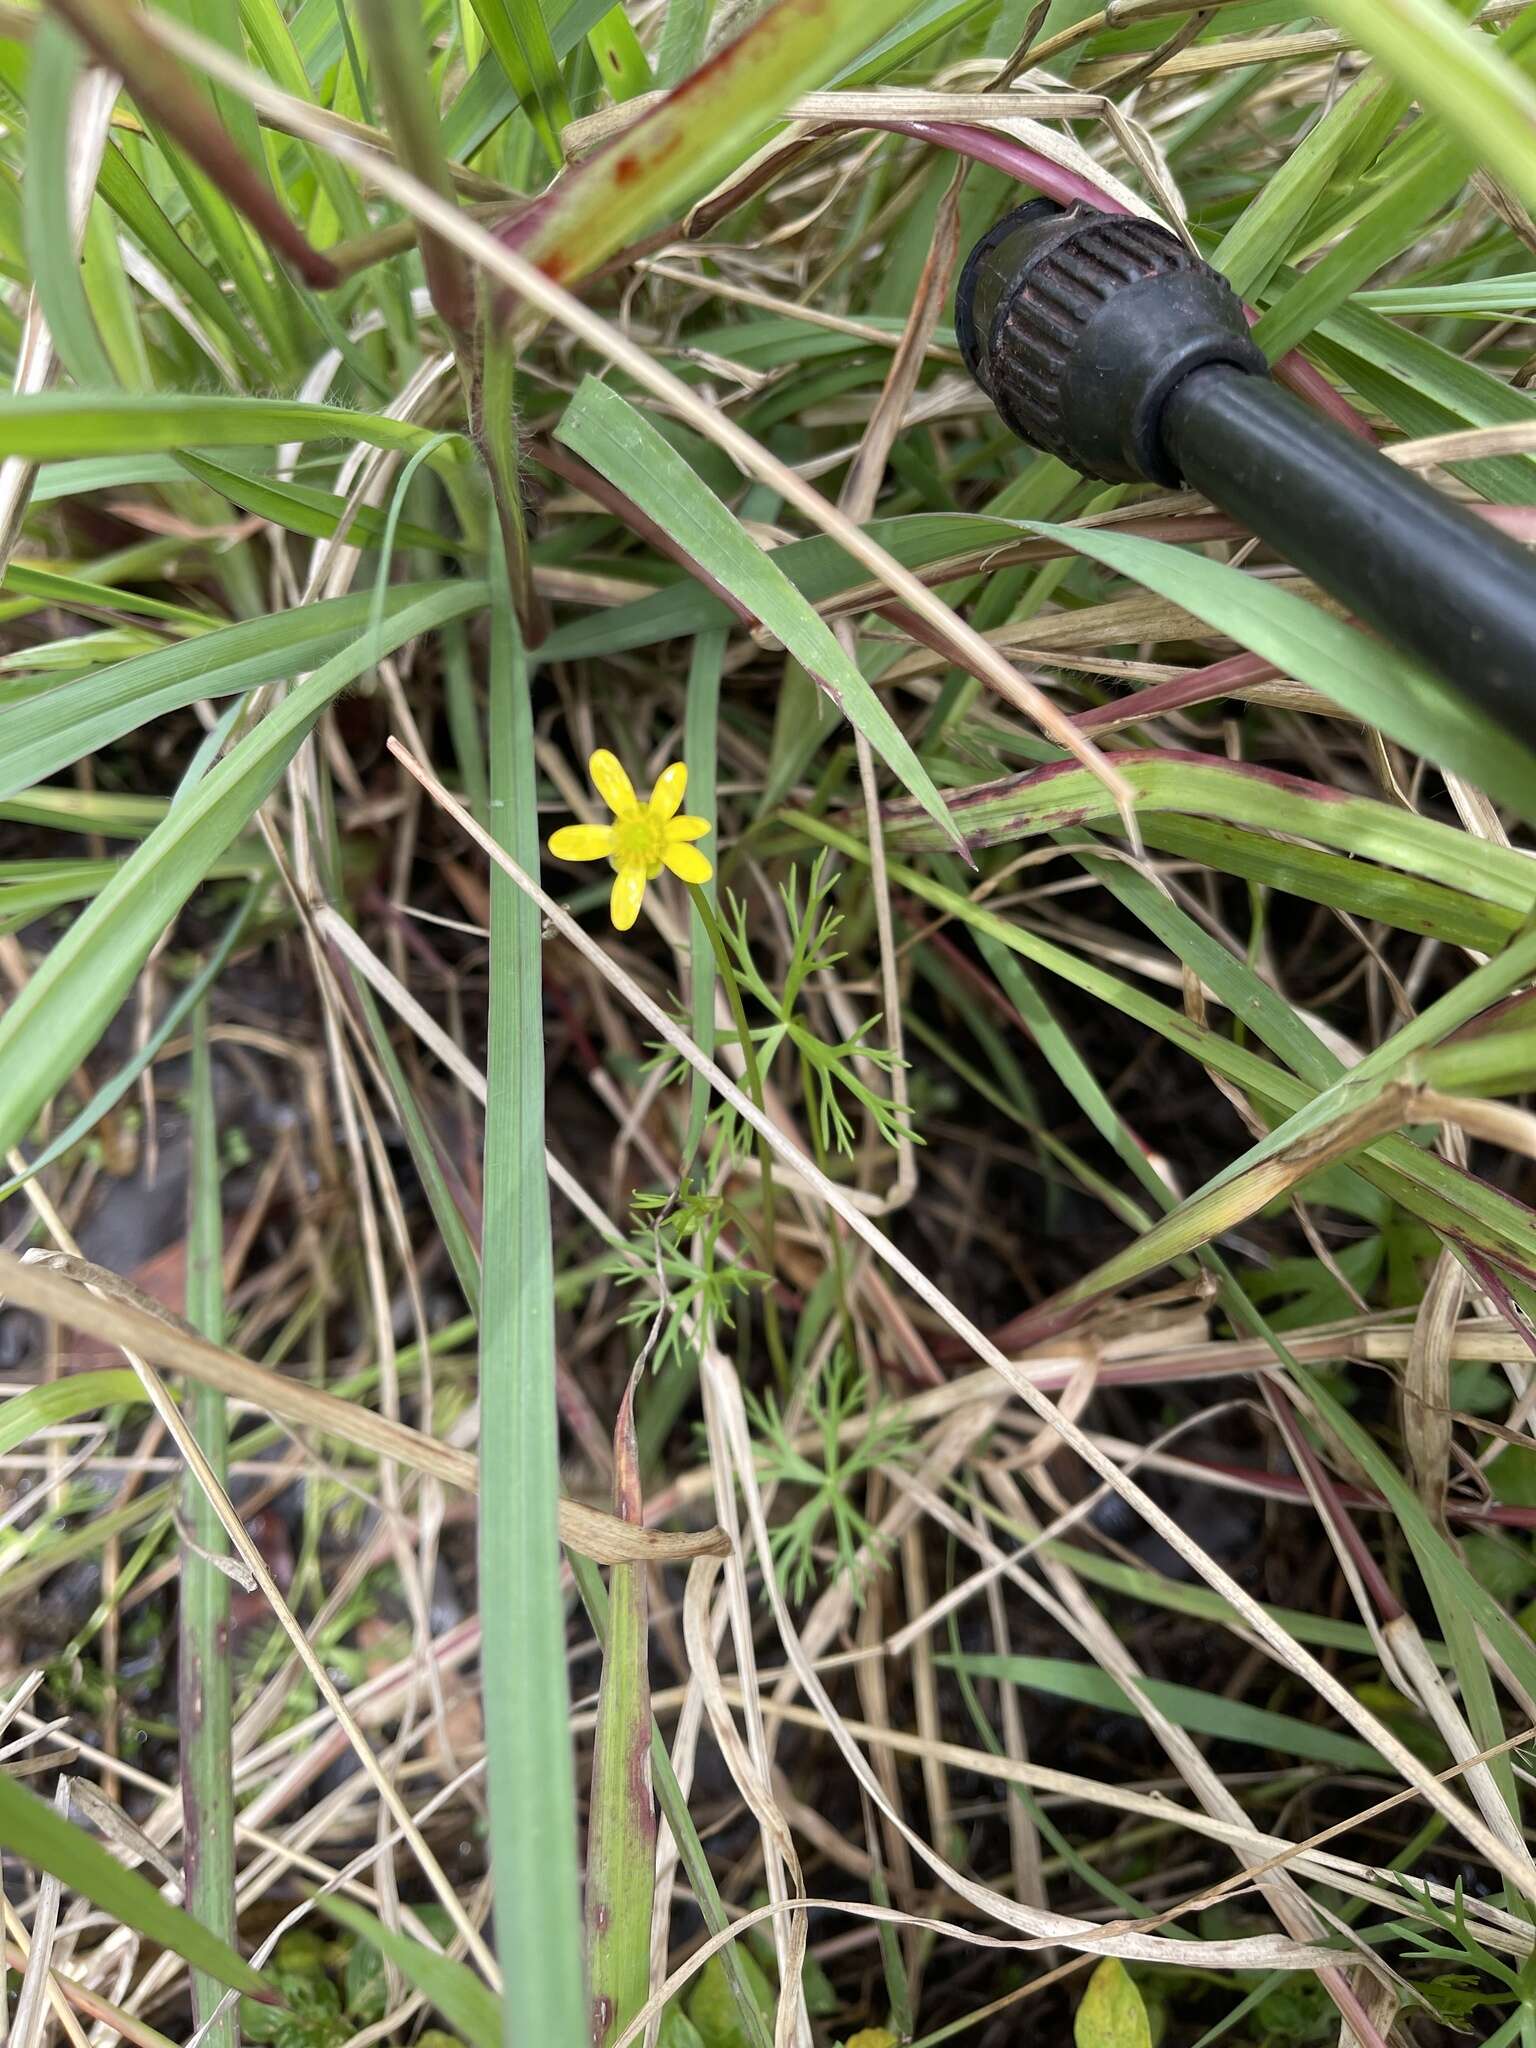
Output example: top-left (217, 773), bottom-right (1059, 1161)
top-left (25, 20), bottom-right (116, 389)
top-left (0, 1368), bottom-right (141, 1458)
top-left (0, 585), bottom-right (475, 1157)
top-left (1024, 521), bottom-right (1536, 817)
top-left (0, 1769), bottom-right (270, 1998)
top-left (0, 888), bottom-right (254, 1202)
top-left (464, 0), bottom-right (570, 169)
top-left (0, 393), bottom-right (464, 464)
top-left (556, 376), bottom-right (964, 852)
top-left (318, 1899), bottom-right (499, 2048)
top-left (1, 579), bottom-right (487, 800)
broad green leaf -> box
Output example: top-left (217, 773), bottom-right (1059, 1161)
top-left (319, 1899), bottom-right (500, 2048)
top-left (588, 6), bottom-right (653, 99)
top-left (1022, 521), bottom-right (1536, 818)
top-left (0, 1768), bottom-right (269, 1996)
top-left (557, 377), bottom-right (964, 850)
top-left (1075, 1959), bottom-right (1153, 2048)
top-left (481, 565), bottom-right (587, 2047)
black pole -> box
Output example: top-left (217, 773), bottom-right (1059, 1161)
top-left (955, 198), bottom-right (1536, 748)
top-left (1162, 368), bottom-right (1536, 741)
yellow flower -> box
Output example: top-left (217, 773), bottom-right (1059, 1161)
top-left (547, 749), bottom-right (713, 932)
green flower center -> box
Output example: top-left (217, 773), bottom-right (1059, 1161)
top-left (610, 806), bottom-right (667, 874)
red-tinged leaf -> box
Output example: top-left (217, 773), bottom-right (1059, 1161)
top-left (502, 0), bottom-right (923, 289)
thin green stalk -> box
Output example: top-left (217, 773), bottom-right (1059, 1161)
top-left (179, 1002), bottom-right (237, 2048)
top-left (683, 627), bottom-right (726, 1165)
top-left (690, 888), bottom-right (789, 1388)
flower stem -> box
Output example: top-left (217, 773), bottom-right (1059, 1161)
top-left (689, 887), bottom-right (789, 1389)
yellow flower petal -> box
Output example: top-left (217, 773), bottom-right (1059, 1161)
top-left (589, 748), bottom-right (636, 815)
top-left (547, 823), bottom-right (614, 862)
top-left (649, 761), bottom-right (687, 820)
top-left (666, 814), bottom-right (711, 843)
top-left (610, 866), bottom-right (647, 930)
top-left (662, 842), bottom-right (712, 885)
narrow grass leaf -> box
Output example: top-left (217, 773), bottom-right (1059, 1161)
top-left (1024, 522), bottom-right (1536, 817)
top-left (0, 1769), bottom-right (269, 1996)
top-left (0, 586), bottom-right (473, 1157)
top-left (481, 562), bottom-right (587, 2046)
top-left (464, 0), bottom-right (570, 167)
top-left (0, 393), bottom-right (465, 463)
top-left (24, 19), bottom-right (117, 389)
top-left (1310, 0), bottom-right (1536, 217)
top-left (0, 1369), bottom-right (142, 1457)
top-left (2, 580), bottom-right (486, 800)
top-left (585, 1374), bottom-right (656, 2048)
top-left (318, 1898), bottom-right (500, 2048)
top-left (557, 377), bottom-right (964, 850)
top-left (0, 886), bottom-right (256, 1201)
top-left (944, 1654), bottom-right (1389, 1769)
top-left (180, 1002), bottom-right (238, 2048)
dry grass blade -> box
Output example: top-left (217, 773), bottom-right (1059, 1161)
top-left (0, 1249), bottom-right (728, 1562)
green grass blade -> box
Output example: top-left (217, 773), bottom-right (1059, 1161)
top-left (0, 393), bottom-right (465, 463)
top-left (0, 1769), bottom-right (269, 1996)
top-left (684, 626), bottom-right (725, 1160)
top-left (464, 0), bottom-right (571, 167)
top-left (587, 5), bottom-right (652, 99)
top-left (585, 1377), bottom-right (656, 2048)
top-left (25, 19), bottom-right (117, 389)
top-left (556, 377), bottom-right (963, 851)
top-left (1312, 0), bottom-right (1536, 217)
top-left (176, 453), bottom-right (471, 556)
top-left (180, 1001), bottom-right (239, 2048)
top-left (656, 0), bottom-right (711, 86)
top-left (0, 1369), bottom-right (142, 1457)
top-left (1023, 521), bottom-right (1536, 817)
top-left (942, 1655), bottom-right (1390, 1770)
top-left (0, 887), bottom-right (256, 1202)
top-left (319, 1898), bottom-right (501, 2048)
top-left (0, 587), bottom-right (471, 1157)
top-left (481, 562), bottom-right (587, 2046)
top-left (2, 580), bottom-right (486, 799)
